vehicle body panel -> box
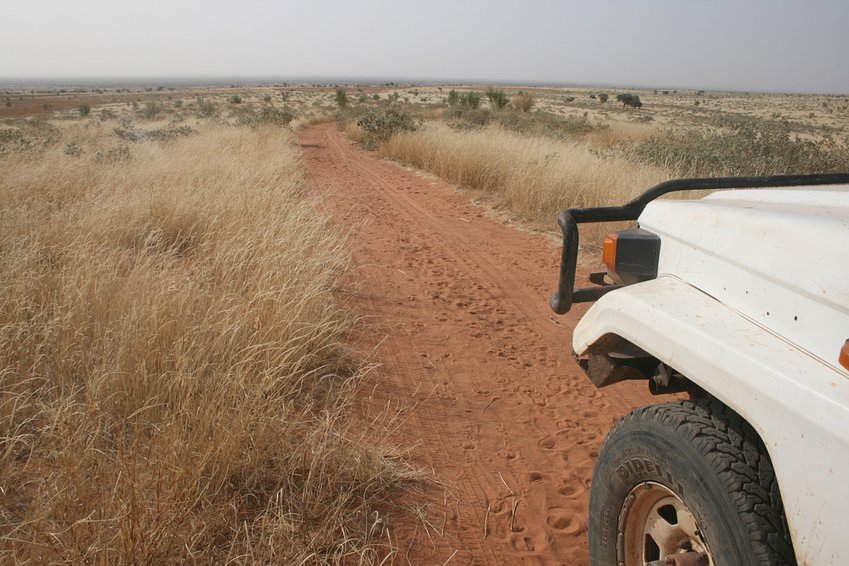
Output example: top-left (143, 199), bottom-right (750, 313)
top-left (573, 276), bottom-right (849, 564)
top-left (637, 186), bottom-right (849, 375)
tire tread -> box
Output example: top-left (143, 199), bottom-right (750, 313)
top-left (604, 400), bottom-right (797, 565)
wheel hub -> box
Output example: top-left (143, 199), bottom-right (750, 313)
top-left (617, 481), bottom-right (713, 566)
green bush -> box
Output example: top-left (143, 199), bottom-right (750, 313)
top-left (335, 88), bottom-right (349, 109)
top-left (356, 107), bottom-right (421, 149)
top-left (461, 90), bottom-right (481, 109)
top-left (625, 117), bottom-right (849, 176)
top-left (495, 110), bottom-right (601, 139)
top-left (235, 105), bottom-right (294, 127)
top-left (486, 88), bottom-right (509, 110)
top-left (444, 106), bottom-right (491, 128)
top-left (78, 104), bottom-right (91, 117)
top-left (616, 93), bottom-right (642, 109)
top-left (0, 120), bottom-right (61, 156)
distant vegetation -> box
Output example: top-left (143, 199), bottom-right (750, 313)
top-left (626, 116), bottom-right (849, 177)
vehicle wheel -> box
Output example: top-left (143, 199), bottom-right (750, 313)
top-left (589, 400), bottom-right (796, 566)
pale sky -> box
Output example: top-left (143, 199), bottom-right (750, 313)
top-left (2, 0), bottom-right (848, 93)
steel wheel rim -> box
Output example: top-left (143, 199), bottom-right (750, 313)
top-left (617, 481), bottom-right (714, 565)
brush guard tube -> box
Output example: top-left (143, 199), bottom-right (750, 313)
top-left (549, 173), bottom-right (849, 315)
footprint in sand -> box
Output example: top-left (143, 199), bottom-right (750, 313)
top-left (546, 508), bottom-right (584, 536)
top-left (557, 481), bottom-right (585, 499)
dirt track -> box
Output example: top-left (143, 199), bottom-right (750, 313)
top-left (301, 123), bottom-right (658, 565)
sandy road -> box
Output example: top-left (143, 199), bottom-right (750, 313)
top-left (301, 123), bottom-right (657, 565)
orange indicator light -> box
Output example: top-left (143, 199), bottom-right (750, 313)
top-left (603, 234), bottom-right (618, 272)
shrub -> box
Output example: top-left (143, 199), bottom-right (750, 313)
top-left (229, 94), bottom-right (242, 104)
top-left (447, 90), bottom-right (460, 106)
top-left (625, 117), bottom-right (849, 176)
top-left (142, 101), bottom-right (161, 120)
top-left (0, 120), bottom-right (62, 156)
top-left (196, 97), bottom-right (218, 118)
top-left (235, 105), bottom-right (294, 127)
top-left (335, 88), bottom-right (349, 109)
top-left (147, 124), bottom-right (195, 141)
top-left (487, 88), bottom-right (510, 110)
top-left (461, 90), bottom-right (481, 109)
top-left (355, 107), bottom-right (421, 149)
top-left (494, 109), bottom-right (601, 140)
top-left (513, 91), bottom-right (534, 112)
top-left (78, 104), bottom-right (91, 117)
top-left (616, 93), bottom-right (642, 109)
top-left (63, 141), bottom-right (82, 157)
top-left (444, 105), bottom-right (491, 128)
top-left (598, 93), bottom-right (609, 103)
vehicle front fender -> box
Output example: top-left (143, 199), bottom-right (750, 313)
top-left (573, 275), bottom-right (849, 564)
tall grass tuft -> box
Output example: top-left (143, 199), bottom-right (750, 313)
top-left (379, 122), bottom-right (667, 231)
top-left (0, 121), bottom-right (409, 563)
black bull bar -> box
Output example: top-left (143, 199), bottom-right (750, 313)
top-left (549, 173), bottom-right (849, 315)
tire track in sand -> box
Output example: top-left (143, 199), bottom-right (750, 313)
top-left (301, 123), bottom-right (661, 565)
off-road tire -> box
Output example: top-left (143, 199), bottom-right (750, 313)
top-left (589, 400), bottom-right (796, 565)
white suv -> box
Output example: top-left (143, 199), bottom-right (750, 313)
top-left (550, 174), bottom-right (849, 566)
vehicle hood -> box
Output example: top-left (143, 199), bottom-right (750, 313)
top-left (637, 185), bottom-right (849, 374)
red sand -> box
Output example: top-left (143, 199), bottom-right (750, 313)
top-left (302, 123), bottom-right (660, 565)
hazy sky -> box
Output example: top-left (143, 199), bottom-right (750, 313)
top-left (2, 0), bottom-right (848, 93)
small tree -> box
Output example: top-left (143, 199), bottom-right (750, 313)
top-left (335, 88), bottom-right (348, 109)
top-left (447, 89), bottom-right (460, 106)
top-left (486, 87), bottom-right (509, 110)
top-left (512, 91), bottom-right (534, 112)
top-left (616, 93), bottom-right (642, 109)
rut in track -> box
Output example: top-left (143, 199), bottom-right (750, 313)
top-left (301, 123), bottom-right (658, 565)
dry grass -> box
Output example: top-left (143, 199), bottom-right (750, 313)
top-left (379, 122), bottom-right (667, 231)
top-left (0, 120), bottom-right (410, 563)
